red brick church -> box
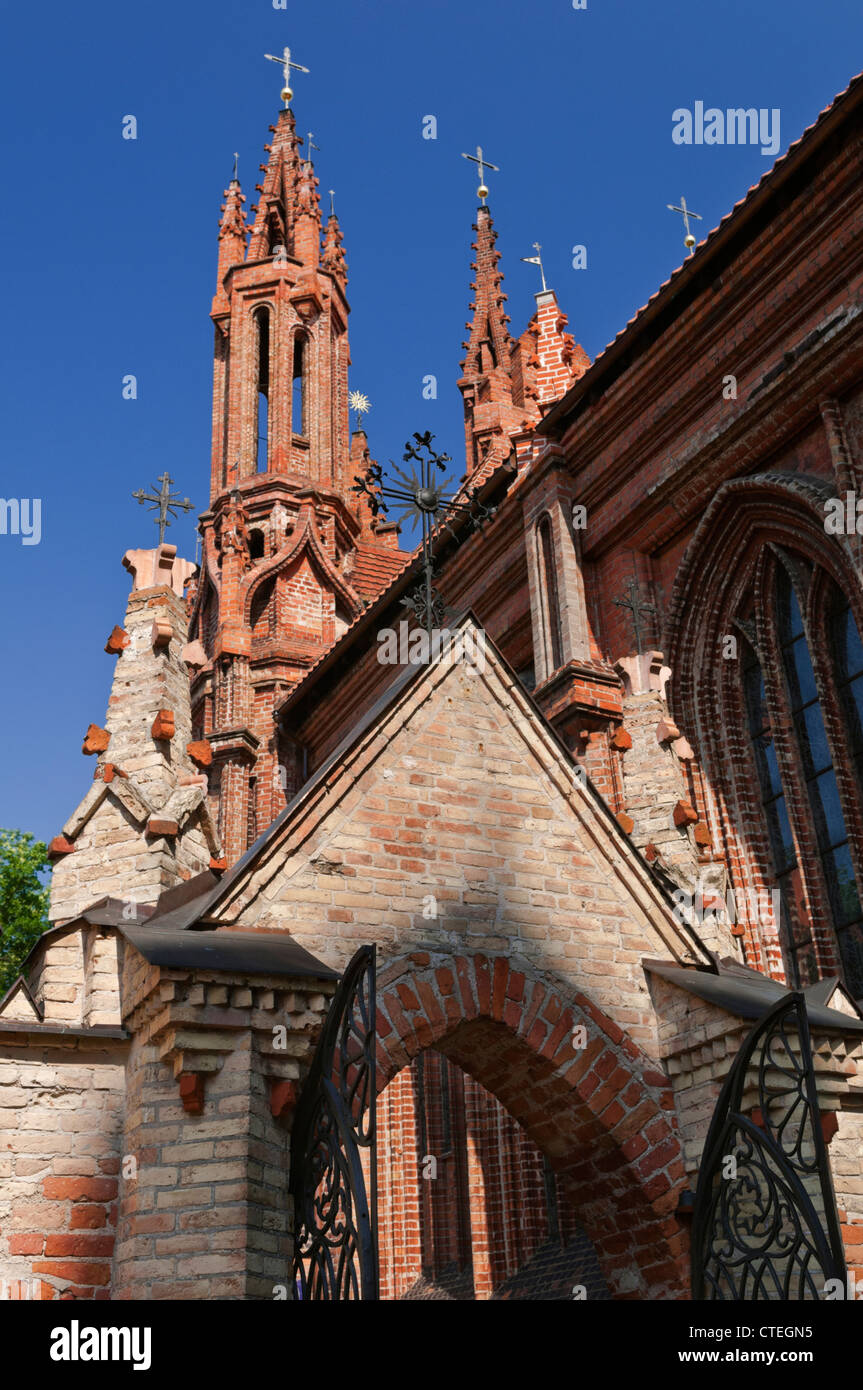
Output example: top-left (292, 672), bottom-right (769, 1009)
top-left (4, 64), bottom-right (863, 1302)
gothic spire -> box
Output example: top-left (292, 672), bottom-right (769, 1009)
top-left (213, 174), bottom-right (248, 313)
top-left (460, 205), bottom-right (514, 390)
top-left (247, 107), bottom-right (303, 261)
top-left (293, 153), bottom-right (322, 270)
top-left (322, 208), bottom-right (348, 288)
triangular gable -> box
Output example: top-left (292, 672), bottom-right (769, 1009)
top-left (62, 778), bottom-right (151, 841)
top-left (196, 618), bottom-right (712, 982)
top-left (243, 507), bottom-right (365, 625)
top-left (0, 975), bottom-right (44, 1023)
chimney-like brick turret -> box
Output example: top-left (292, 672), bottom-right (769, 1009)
top-left (48, 544), bottom-right (221, 923)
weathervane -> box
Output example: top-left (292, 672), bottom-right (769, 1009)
top-left (353, 432), bottom-right (499, 637)
top-left (667, 194), bottom-right (702, 255)
top-left (349, 390), bottom-right (372, 431)
top-left (132, 473), bottom-right (194, 545)
top-left (614, 577), bottom-right (657, 655)
top-left (461, 145), bottom-right (499, 205)
top-left (521, 242), bottom-right (548, 292)
top-left (305, 131), bottom-right (320, 162)
top-left (264, 46), bottom-right (309, 107)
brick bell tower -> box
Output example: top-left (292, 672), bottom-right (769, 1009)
top-left (186, 91), bottom-right (404, 864)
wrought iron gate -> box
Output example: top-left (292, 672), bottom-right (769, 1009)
top-left (289, 945), bottom-right (378, 1300)
top-left (691, 991), bottom-right (845, 1300)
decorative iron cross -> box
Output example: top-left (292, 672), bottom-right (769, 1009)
top-left (353, 432), bottom-right (499, 637)
top-left (461, 146), bottom-right (499, 205)
top-left (521, 242), bottom-right (547, 292)
top-left (614, 578), bottom-right (657, 654)
top-left (132, 473), bottom-right (194, 545)
top-left (667, 194), bottom-right (702, 254)
top-left (264, 46), bottom-right (309, 107)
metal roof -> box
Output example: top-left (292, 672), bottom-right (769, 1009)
top-left (119, 923), bottom-right (337, 980)
top-left (644, 959), bottom-right (863, 1032)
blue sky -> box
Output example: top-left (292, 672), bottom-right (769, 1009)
top-left (1, 0), bottom-right (861, 845)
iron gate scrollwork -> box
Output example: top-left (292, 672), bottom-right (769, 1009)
top-left (691, 991), bottom-right (845, 1300)
top-left (289, 945), bottom-right (378, 1300)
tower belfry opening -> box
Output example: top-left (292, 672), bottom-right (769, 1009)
top-left (255, 307), bottom-right (270, 472)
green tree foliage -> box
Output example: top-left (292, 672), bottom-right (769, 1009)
top-left (0, 830), bottom-right (50, 997)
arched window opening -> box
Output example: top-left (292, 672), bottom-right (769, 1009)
top-left (736, 559), bottom-right (863, 996)
top-left (293, 334), bottom-right (307, 437)
top-left (255, 309), bottom-right (270, 472)
top-left (537, 515), bottom-right (563, 674)
top-left (775, 568), bottom-right (863, 992)
top-left (250, 575), bottom-right (276, 639)
top-left (248, 528), bottom-right (265, 561)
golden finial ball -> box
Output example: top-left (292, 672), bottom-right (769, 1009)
top-left (477, 183), bottom-right (489, 200)
top-left (282, 85), bottom-right (293, 102)
top-left (685, 233), bottom-right (696, 248)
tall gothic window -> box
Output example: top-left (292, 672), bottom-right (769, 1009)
top-left (292, 334), bottom-right (307, 437)
top-left (254, 309), bottom-right (270, 472)
top-left (739, 557), bottom-right (863, 996)
top-left (537, 515), bottom-right (562, 674)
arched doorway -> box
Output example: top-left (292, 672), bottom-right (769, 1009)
top-left (374, 952), bottom-right (691, 1301)
top-left (377, 1049), bottom-right (611, 1300)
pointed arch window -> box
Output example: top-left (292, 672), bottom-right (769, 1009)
top-left (738, 558), bottom-right (863, 996)
top-left (537, 514), bottom-right (563, 675)
top-left (254, 308), bottom-right (270, 472)
top-left (293, 333), bottom-right (307, 437)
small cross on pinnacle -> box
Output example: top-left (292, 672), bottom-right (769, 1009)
top-left (461, 145), bottom-right (499, 205)
top-left (614, 578), bottom-right (657, 655)
top-left (667, 194), bottom-right (703, 255)
top-left (231, 151), bottom-right (239, 182)
top-left (132, 473), bottom-right (194, 545)
top-left (264, 45), bottom-right (309, 108)
top-left (305, 131), bottom-right (320, 163)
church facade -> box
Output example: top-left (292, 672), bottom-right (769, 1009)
top-left (3, 67), bottom-right (863, 1301)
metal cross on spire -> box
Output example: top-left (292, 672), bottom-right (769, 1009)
top-left (305, 131), bottom-right (320, 162)
top-left (461, 146), bottom-right (499, 205)
top-left (521, 242), bottom-right (548, 292)
top-left (329, 189), bottom-right (336, 216)
top-left (132, 473), bottom-right (194, 545)
top-left (667, 194), bottom-right (703, 255)
top-left (614, 578), bottom-right (657, 655)
top-left (231, 151), bottom-right (239, 182)
top-left (264, 46), bottom-right (309, 108)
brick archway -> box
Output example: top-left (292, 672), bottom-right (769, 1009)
top-left (375, 951), bottom-right (690, 1300)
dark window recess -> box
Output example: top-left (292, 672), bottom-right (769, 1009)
top-left (538, 516), bottom-right (563, 673)
top-left (248, 529), bottom-right (265, 560)
top-left (516, 665), bottom-right (536, 693)
top-left (255, 311), bottom-right (270, 473)
top-left (246, 779), bottom-right (257, 850)
top-left (542, 1153), bottom-right (560, 1244)
top-left (293, 336), bottom-right (306, 436)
